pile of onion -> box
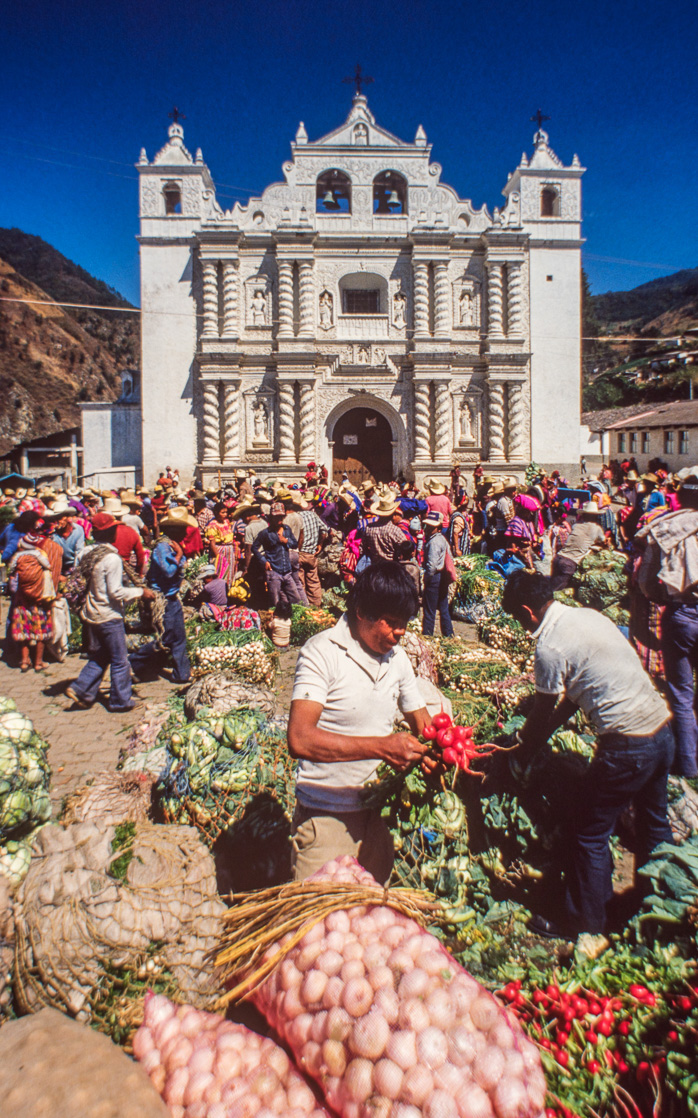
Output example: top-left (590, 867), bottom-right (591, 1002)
top-left (252, 856), bottom-right (547, 1118)
top-left (134, 993), bottom-right (331, 1118)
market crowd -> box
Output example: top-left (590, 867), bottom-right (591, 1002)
top-left (1, 455), bottom-right (697, 941)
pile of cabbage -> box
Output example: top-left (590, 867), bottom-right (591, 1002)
top-left (0, 697), bottom-right (52, 887)
top-left (156, 705), bottom-right (296, 890)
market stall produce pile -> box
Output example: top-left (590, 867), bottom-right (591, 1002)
top-left (560, 549), bottom-right (631, 627)
top-left (290, 604), bottom-right (336, 645)
top-left (135, 994), bottom-right (332, 1118)
top-left (186, 619), bottom-right (277, 684)
top-left (451, 555), bottom-right (505, 624)
top-left (0, 697), bottom-right (52, 888)
top-left (155, 704), bottom-right (296, 891)
top-left (215, 856), bottom-right (547, 1118)
top-left (13, 820), bottom-right (225, 1047)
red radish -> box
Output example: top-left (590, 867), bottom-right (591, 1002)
top-left (422, 724), bottom-right (437, 741)
top-left (432, 712), bottom-right (452, 730)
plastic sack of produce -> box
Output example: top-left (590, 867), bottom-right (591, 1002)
top-left (135, 992), bottom-right (332, 1118)
top-left (247, 856), bottom-right (546, 1118)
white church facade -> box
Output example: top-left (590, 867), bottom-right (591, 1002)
top-left (136, 93), bottom-right (584, 488)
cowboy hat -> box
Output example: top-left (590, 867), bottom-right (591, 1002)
top-left (159, 507), bottom-right (197, 530)
top-left (120, 490), bottom-right (142, 506)
top-left (43, 499), bottom-right (77, 519)
top-left (581, 501), bottom-right (601, 515)
top-left (640, 473), bottom-right (659, 485)
top-left (102, 497), bottom-right (128, 518)
top-left (503, 478), bottom-right (518, 491)
top-left (254, 487), bottom-right (274, 502)
top-left (427, 480), bottom-right (448, 495)
top-left (370, 495), bottom-right (402, 518)
top-left (489, 481), bottom-right (505, 496)
top-left (424, 511), bottom-right (444, 528)
top-left (14, 488), bottom-right (28, 499)
top-left (235, 469), bottom-right (247, 480)
top-left (230, 498), bottom-right (260, 520)
top-left (66, 486), bottom-right (82, 497)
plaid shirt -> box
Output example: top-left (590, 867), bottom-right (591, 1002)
top-left (363, 522), bottom-right (406, 563)
top-left (299, 509), bottom-right (325, 553)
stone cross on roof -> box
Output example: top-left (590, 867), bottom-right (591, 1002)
top-left (343, 64), bottom-right (374, 97)
top-left (530, 109), bottom-right (551, 132)
top-left (168, 106), bottom-right (186, 124)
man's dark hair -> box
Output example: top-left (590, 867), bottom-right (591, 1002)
top-left (346, 561), bottom-right (419, 623)
top-left (395, 537), bottom-right (415, 560)
top-left (15, 510), bottom-right (41, 533)
top-left (501, 569), bottom-right (554, 620)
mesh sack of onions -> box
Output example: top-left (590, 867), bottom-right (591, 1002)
top-left (135, 993), bottom-right (332, 1118)
top-left (217, 856), bottom-right (547, 1118)
top-left (400, 631), bottom-right (439, 686)
top-left (183, 673), bottom-right (277, 721)
top-left (61, 770), bottom-right (155, 826)
top-left (119, 701), bottom-right (173, 775)
top-left (14, 820), bottom-right (225, 1046)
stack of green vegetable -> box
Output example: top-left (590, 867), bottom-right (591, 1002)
top-left (478, 612), bottom-right (536, 671)
top-left (186, 621), bottom-right (277, 684)
top-left (451, 554), bottom-right (505, 622)
top-left (155, 705), bottom-right (296, 890)
top-left (0, 697), bottom-right (52, 888)
top-left (570, 549), bottom-right (630, 627)
top-left (289, 604), bottom-right (336, 644)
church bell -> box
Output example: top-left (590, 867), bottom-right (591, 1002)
top-left (386, 190), bottom-right (401, 210)
top-left (322, 190), bottom-right (340, 210)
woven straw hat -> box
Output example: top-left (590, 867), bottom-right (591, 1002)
top-left (370, 494), bottom-right (402, 518)
top-left (428, 479), bottom-right (447, 495)
top-left (102, 497), bottom-right (128, 518)
top-left (159, 507), bottom-right (197, 530)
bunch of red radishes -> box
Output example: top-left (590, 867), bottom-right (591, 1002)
top-left (421, 712), bottom-right (498, 774)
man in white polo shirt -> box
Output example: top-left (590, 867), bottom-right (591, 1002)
top-left (501, 570), bottom-right (673, 938)
top-left (288, 562), bottom-right (430, 884)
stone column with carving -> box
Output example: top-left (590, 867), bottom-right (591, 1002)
top-left (299, 381), bottom-right (315, 460)
top-left (202, 261), bottom-right (218, 337)
top-left (413, 381), bottom-right (432, 461)
top-left (486, 263), bottom-right (504, 337)
top-left (221, 262), bottom-right (239, 337)
top-left (277, 260), bottom-right (294, 338)
top-left (507, 381), bottom-right (527, 460)
top-left (434, 381), bottom-right (452, 459)
top-left (487, 382), bottom-right (506, 462)
top-left (202, 380), bottom-right (221, 462)
top-left (298, 261), bottom-right (315, 338)
top-left (433, 263), bottom-right (451, 338)
top-left (278, 380), bottom-right (296, 462)
top-left (413, 262), bottom-right (430, 338)
top-left (222, 381), bottom-right (240, 462)
top-left (507, 262), bottom-right (524, 336)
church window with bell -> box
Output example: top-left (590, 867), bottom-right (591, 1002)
top-left (163, 181), bottom-right (182, 215)
top-left (541, 186), bottom-right (560, 217)
top-left (372, 171), bottom-right (407, 215)
top-left (316, 170), bottom-right (352, 214)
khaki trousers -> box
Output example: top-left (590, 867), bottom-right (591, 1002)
top-left (291, 803), bottom-right (394, 885)
top-left (298, 552), bottom-right (323, 606)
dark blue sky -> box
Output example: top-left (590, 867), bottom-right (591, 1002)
top-left (2, 0), bottom-right (696, 306)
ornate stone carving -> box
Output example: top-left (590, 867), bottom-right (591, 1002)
top-left (486, 264), bottom-right (504, 337)
top-left (140, 179), bottom-right (160, 217)
top-left (244, 273), bottom-right (273, 328)
top-left (222, 382), bottom-right (239, 461)
top-left (487, 382), bottom-right (506, 462)
top-left (298, 261), bottom-right (315, 337)
top-left (357, 346), bottom-right (370, 364)
top-left (278, 381), bottom-right (296, 462)
top-left (318, 290), bottom-right (333, 330)
top-left (413, 262), bottom-right (430, 337)
top-left (507, 262), bottom-right (524, 336)
top-left (353, 123), bottom-right (368, 145)
top-left (299, 382), bottom-right (315, 459)
top-left (393, 290), bottom-right (407, 329)
top-left (222, 262), bottom-right (239, 336)
top-left (202, 261), bottom-right (219, 337)
top-left (252, 399), bottom-right (270, 444)
top-left (277, 261), bottom-right (294, 338)
top-left (453, 277), bottom-right (481, 329)
top-left (202, 380), bottom-right (221, 461)
top-left (413, 382), bottom-right (431, 461)
top-left (434, 381), bottom-right (451, 459)
top-left (459, 397), bottom-right (474, 443)
top-left (507, 381), bottom-right (527, 459)
top-left (433, 263), bottom-right (451, 338)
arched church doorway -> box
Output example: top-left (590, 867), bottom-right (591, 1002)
top-left (332, 407), bottom-right (393, 485)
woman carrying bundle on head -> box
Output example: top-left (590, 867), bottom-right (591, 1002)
top-left (206, 501), bottom-right (237, 586)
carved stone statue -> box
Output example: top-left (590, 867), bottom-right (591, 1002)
top-left (393, 291), bottom-right (406, 328)
top-left (373, 347), bottom-right (386, 365)
top-left (251, 289), bottom-right (267, 325)
top-left (319, 290), bottom-right (333, 329)
top-left (459, 290), bottom-right (474, 326)
top-left (353, 124), bottom-right (368, 146)
top-left (253, 400), bottom-right (269, 442)
top-left (340, 346), bottom-right (353, 364)
top-left (460, 398), bottom-right (475, 443)
top-left (357, 346), bottom-right (369, 364)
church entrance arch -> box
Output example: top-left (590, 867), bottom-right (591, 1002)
top-left (331, 407), bottom-right (392, 485)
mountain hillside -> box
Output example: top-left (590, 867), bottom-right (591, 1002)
top-left (590, 268), bottom-right (698, 337)
top-left (0, 229), bottom-right (140, 457)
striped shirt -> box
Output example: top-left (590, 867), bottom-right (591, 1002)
top-left (299, 509), bottom-right (325, 553)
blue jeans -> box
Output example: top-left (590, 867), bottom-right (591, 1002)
top-left (564, 721), bottom-right (674, 934)
top-left (73, 618), bottom-right (133, 711)
top-left (422, 572), bottom-right (454, 637)
top-left (129, 597), bottom-right (191, 684)
top-left (661, 601), bottom-right (698, 777)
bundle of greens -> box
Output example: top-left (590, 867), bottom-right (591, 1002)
top-left (571, 549), bottom-right (630, 625)
top-left (450, 554), bottom-right (505, 622)
top-left (289, 604), bottom-right (336, 645)
top-left (0, 698), bottom-right (52, 887)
